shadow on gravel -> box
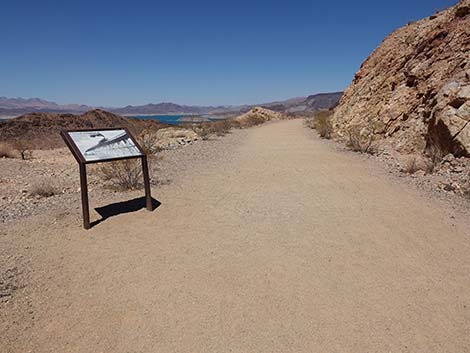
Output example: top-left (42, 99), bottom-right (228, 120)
top-left (91, 196), bottom-right (161, 227)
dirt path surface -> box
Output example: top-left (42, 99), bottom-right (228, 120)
top-left (2, 119), bottom-right (470, 352)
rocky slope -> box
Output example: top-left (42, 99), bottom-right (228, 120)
top-left (234, 107), bottom-right (284, 124)
top-left (0, 109), bottom-right (168, 149)
top-left (332, 0), bottom-right (469, 159)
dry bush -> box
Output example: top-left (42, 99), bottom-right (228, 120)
top-left (99, 160), bottom-right (143, 190)
top-left (403, 157), bottom-right (419, 174)
top-left (0, 143), bottom-right (15, 158)
top-left (12, 140), bottom-right (33, 160)
top-left (30, 181), bottom-right (57, 198)
top-left (425, 143), bottom-right (445, 170)
top-left (138, 129), bottom-right (162, 155)
top-left (192, 120), bottom-right (233, 139)
top-left (463, 179), bottom-right (470, 199)
top-left (304, 118), bottom-right (315, 129)
top-left (313, 110), bottom-right (334, 139)
top-left (346, 123), bottom-right (377, 154)
top-left (212, 120), bottom-right (232, 136)
top-left (229, 119), bottom-right (242, 129)
top-left (402, 155), bottom-right (437, 175)
top-left (238, 115), bottom-right (265, 128)
top-left (423, 158), bottom-right (438, 174)
top-left (193, 123), bottom-right (212, 140)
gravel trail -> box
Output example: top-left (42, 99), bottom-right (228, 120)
top-left (2, 119), bottom-right (470, 352)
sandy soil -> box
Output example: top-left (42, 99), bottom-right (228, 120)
top-left (1, 119), bottom-right (470, 352)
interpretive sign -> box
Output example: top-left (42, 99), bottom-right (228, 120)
top-left (61, 127), bottom-right (152, 229)
top-left (67, 129), bottom-right (142, 162)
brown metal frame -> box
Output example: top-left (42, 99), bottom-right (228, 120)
top-left (61, 127), bottom-right (152, 229)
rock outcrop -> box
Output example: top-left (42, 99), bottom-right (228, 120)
top-left (332, 0), bottom-right (470, 158)
top-left (234, 107), bottom-right (284, 125)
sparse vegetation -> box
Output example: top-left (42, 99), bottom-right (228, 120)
top-left (191, 119), bottom-right (237, 139)
top-left (237, 114), bottom-right (265, 128)
top-left (463, 178), bottom-right (470, 199)
top-left (426, 143), bottom-right (445, 168)
top-left (99, 160), bottom-right (143, 190)
top-left (210, 120), bottom-right (232, 136)
top-left (138, 129), bottom-right (163, 155)
top-left (346, 125), bottom-right (376, 154)
top-left (402, 155), bottom-right (438, 175)
top-left (0, 143), bottom-right (15, 158)
top-left (304, 110), bottom-right (334, 139)
top-left (403, 156), bottom-right (420, 174)
top-left (314, 111), bottom-right (334, 139)
top-left (30, 181), bottom-right (57, 198)
top-left (193, 124), bottom-right (211, 140)
top-left (12, 140), bottom-right (33, 160)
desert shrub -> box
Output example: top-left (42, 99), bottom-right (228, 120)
top-left (99, 160), bottom-right (143, 190)
top-left (138, 129), bottom-right (162, 155)
top-left (0, 143), bottom-right (15, 158)
top-left (238, 115), bottom-right (265, 128)
top-left (402, 155), bottom-right (437, 175)
top-left (426, 143), bottom-right (445, 167)
top-left (229, 119), bottom-right (242, 129)
top-left (192, 120), bottom-right (234, 139)
top-left (463, 179), bottom-right (470, 199)
top-left (346, 120), bottom-right (379, 154)
top-left (304, 118), bottom-right (315, 129)
top-left (12, 140), bottom-right (32, 160)
top-left (314, 110), bottom-right (334, 139)
top-left (347, 125), bottom-right (373, 153)
top-left (30, 181), bottom-right (57, 198)
top-left (210, 120), bottom-right (231, 136)
top-left (193, 123), bottom-right (212, 140)
top-left (403, 157), bottom-right (419, 174)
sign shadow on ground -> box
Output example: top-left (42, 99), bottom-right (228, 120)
top-left (91, 196), bottom-right (161, 228)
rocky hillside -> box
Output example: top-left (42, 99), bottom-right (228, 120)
top-left (332, 0), bottom-right (469, 158)
top-left (0, 109), bottom-right (168, 149)
top-left (234, 107), bottom-right (284, 124)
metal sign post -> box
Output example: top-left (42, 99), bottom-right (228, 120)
top-left (61, 127), bottom-right (152, 230)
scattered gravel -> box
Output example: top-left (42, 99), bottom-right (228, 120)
top-left (0, 129), bottom-right (247, 224)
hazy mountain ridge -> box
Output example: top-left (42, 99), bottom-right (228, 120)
top-left (0, 92), bottom-right (342, 117)
top-left (109, 102), bottom-right (222, 115)
top-left (0, 97), bottom-right (92, 116)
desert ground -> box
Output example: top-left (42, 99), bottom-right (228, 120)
top-left (1, 119), bottom-right (470, 352)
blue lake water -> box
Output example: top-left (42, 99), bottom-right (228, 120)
top-left (130, 115), bottom-right (219, 125)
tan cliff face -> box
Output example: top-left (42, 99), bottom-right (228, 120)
top-left (332, 0), bottom-right (470, 158)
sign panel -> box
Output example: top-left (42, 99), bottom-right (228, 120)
top-left (67, 129), bottom-right (142, 162)
top-left (61, 127), bottom-right (153, 229)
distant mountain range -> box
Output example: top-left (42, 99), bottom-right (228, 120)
top-left (0, 97), bottom-right (91, 117)
top-left (0, 92), bottom-right (342, 118)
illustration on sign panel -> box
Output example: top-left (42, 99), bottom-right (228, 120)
top-left (68, 129), bottom-right (142, 162)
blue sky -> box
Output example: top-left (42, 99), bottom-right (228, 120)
top-left (0, 0), bottom-right (457, 106)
